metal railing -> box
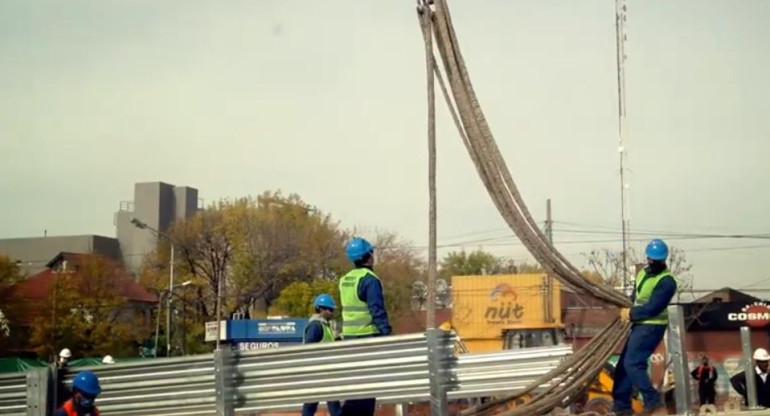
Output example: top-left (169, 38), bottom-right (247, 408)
top-left (3, 331), bottom-right (572, 416)
top-left (449, 345), bottom-right (571, 399)
top-left (0, 372), bottom-right (27, 416)
top-left (61, 353), bottom-right (219, 416)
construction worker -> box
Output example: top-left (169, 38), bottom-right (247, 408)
top-left (58, 348), bottom-right (72, 369)
top-left (54, 348), bottom-right (73, 408)
top-left (614, 239), bottom-right (677, 416)
top-left (691, 356), bottom-right (717, 406)
top-left (52, 370), bottom-right (102, 416)
top-left (339, 237), bottom-right (392, 416)
top-left (730, 348), bottom-right (770, 407)
top-left (302, 294), bottom-right (342, 416)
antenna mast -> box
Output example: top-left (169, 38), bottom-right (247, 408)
top-left (615, 0), bottom-right (631, 293)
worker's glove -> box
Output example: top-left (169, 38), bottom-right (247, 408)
top-left (619, 307), bottom-right (631, 322)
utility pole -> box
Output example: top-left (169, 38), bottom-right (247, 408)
top-left (545, 199), bottom-right (553, 245)
top-left (615, 0), bottom-right (632, 295)
top-left (420, 1), bottom-right (437, 331)
top-left (166, 245), bottom-right (174, 357)
top-left (544, 199), bottom-right (554, 323)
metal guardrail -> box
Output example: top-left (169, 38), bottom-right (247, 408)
top-left (449, 345), bottom-right (571, 399)
top-left (3, 332), bottom-right (572, 416)
top-left (61, 353), bottom-right (219, 416)
top-left (233, 333), bottom-right (435, 413)
top-left (0, 372), bottom-right (27, 416)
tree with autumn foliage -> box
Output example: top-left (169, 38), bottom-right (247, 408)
top-left (269, 231), bottom-right (426, 331)
top-left (167, 192), bottom-right (349, 321)
top-left (0, 255), bottom-right (26, 353)
top-left (29, 255), bottom-right (153, 359)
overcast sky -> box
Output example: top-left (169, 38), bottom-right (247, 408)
top-left (1, 0), bottom-right (769, 291)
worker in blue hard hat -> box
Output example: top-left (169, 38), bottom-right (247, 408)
top-left (302, 294), bottom-right (342, 416)
top-left (53, 370), bottom-right (101, 416)
top-left (339, 237), bottom-right (391, 416)
top-left (613, 239), bottom-right (678, 416)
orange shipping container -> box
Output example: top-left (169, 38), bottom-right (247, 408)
top-left (451, 274), bottom-right (562, 339)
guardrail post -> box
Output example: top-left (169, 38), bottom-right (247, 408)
top-left (427, 329), bottom-right (450, 416)
top-left (667, 305), bottom-right (693, 416)
top-left (26, 367), bottom-right (50, 416)
top-left (214, 348), bottom-right (234, 416)
top-left (740, 326), bottom-right (759, 409)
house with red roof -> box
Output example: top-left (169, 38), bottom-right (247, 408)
top-left (6, 252), bottom-right (158, 354)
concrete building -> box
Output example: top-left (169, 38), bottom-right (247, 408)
top-left (0, 235), bottom-right (121, 275)
top-left (115, 182), bottom-right (199, 271)
top-left (0, 181), bottom-right (199, 275)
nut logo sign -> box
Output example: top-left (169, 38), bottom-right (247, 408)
top-left (728, 302), bottom-right (770, 328)
top-left (485, 283), bottom-right (524, 324)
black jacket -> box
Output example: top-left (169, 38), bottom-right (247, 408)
top-left (691, 365), bottom-right (718, 386)
top-left (730, 369), bottom-right (770, 407)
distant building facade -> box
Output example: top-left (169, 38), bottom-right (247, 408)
top-left (0, 181), bottom-right (200, 275)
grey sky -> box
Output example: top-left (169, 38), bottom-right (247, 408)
top-left (1, 0), bottom-right (769, 290)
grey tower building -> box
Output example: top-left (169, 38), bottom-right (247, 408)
top-left (115, 182), bottom-right (199, 272)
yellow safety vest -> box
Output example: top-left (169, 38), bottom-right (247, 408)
top-left (634, 268), bottom-right (675, 325)
top-left (339, 268), bottom-right (381, 337)
top-left (303, 315), bottom-right (334, 343)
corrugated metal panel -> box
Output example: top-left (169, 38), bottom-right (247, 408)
top-left (233, 333), bottom-right (433, 413)
top-left (449, 345), bottom-right (572, 399)
top-left (0, 372), bottom-right (26, 416)
top-left (232, 333), bottom-right (572, 413)
top-left (462, 339), bottom-right (503, 353)
top-left (452, 274), bottom-right (562, 339)
top-left (10, 334), bottom-right (572, 414)
top-left (63, 354), bottom-right (218, 416)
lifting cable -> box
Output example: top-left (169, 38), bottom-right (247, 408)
top-left (416, 1), bottom-right (633, 414)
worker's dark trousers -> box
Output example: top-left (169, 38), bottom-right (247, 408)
top-left (698, 385), bottom-right (716, 405)
top-left (341, 333), bottom-right (379, 416)
top-left (302, 401), bottom-right (342, 416)
top-left (612, 324), bottom-right (667, 412)
top-left (341, 399), bottom-right (376, 416)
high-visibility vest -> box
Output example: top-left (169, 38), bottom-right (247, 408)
top-left (339, 268), bottom-right (381, 337)
top-left (304, 315), bottom-right (334, 343)
top-left (61, 399), bottom-right (100, 416)
top-left (634, 268), bottom-right (675, 325)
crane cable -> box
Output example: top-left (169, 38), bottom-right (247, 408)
top-left (416, 1), bottom-right (633, 414)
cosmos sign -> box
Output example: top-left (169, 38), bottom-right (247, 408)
top-left (727, 302), bottom-right (770, 328)
top-left (484, 283), bottom-right (524, 325)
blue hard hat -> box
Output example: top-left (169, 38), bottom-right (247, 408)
top-left (645, 239), bottom-right (669, 261)
top-left (345, 237), bottom-right (374, 262)
top-left (72, 370), bottom-right (101, 396)
top-left (314, 293), bottom-right (337, 310)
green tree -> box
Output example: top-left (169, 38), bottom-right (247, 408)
top-left (269, 280), bottom-right (339, 318)
top-left (439, 249), bottom-right (542, 278)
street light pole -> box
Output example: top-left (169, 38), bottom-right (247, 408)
top-left (167, 245), bottom-right (174, 357)
top-left (154, 292), bottom-right (163, 358)
top-left (131, 218), bottom-right (179, 357)
top-left (154, 281), bottom-right (190, 358)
